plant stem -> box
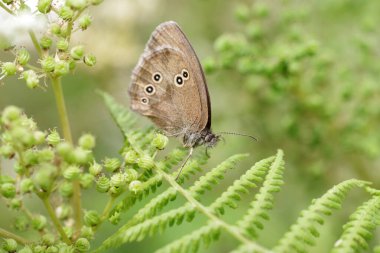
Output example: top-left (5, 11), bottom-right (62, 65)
top-left (28, 31), bottom-right (43, 57)
top-left (0, 1), bottom-right (14, 15)
top-left (50, 76), bottom-right (82, 235)
top-left (41, 197), bottom-right (71, 244)
top-left (101, 197), bottom-right (116, 221)
top-left (0, 227), bottom-right (31, 245)
top-left (157, 168), bottom-right (272, 253)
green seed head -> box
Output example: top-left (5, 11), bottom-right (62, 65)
top-left (42, 233), bottom-right (55, 246)
top-left (75, 238), bottom-right (90, 252)
top-left (84, 210), bottom-right (100, 227)
top-left (89, 161), bottom-right (102, 176)
top-left (70, 45), bottom-right (85, 60)
top-left (1, 182), bottom-right (16, 198)
top-left (79, 15), bottom-right (92, 30)
top-left (123, 150), bottom-right (138, 164)
top-left (95, 176), bottom-right (110, 193)
top-left (110, 173), bottom-right (126, 188)
top-left (129, 180), bottom-right (142, 194)
top-left (46, 129), bottom-right (61, 146)
top-left (40, 36), bottom-right (53, 49)
top-left (73, 147), bottom-right (92, 164)
top-left (40, 56), bottom-right (55, 72)
top-left (152, 134), bottom-right (169, 150)
top-left (59, 6), bottom-right (74, 20)
top-left (54, 60), bottom-right (70, 76)
top-left (50, 23), bottom-right (61, 35)
top-left (33, 130), bottom-right (46, 145)
top-left (138, 154), bottom-right (155, 170)
top-left (38, 0), bottom-right (53, 13)
top-left (33, 164), bottom-right (57, 192)
top-left (1, 62), bottom-right (17, 76)
top-left (83, 54), bottom-right (96, 66)
top-left (2, 238), bottom-right (17, 252)
top-left (80, 173), bottom-right (94, 189)
top-left (32, 215), bottom-right (47, 230)
top-left (57, 39), bottom-right (69, 51)
top-left (59, 181), bottom-right (74, 197)
top-left (10, 198), bottom-right (22, 210)
top-left (19, 246), bottom-right (33, 253)
top-left (125, 168), bottom-right (138, 182)
top-left (78, 133), bottom-right (96, 150)
top-left (80, 226), bottom-right (94, 239)
top-left (103, 157), bottom-right (121, 172)
top-left (63, 165), bottom-right (81, 180)
top-left (20, 178), bottom-right (34, 193)
top-left (66, 0), bottom-right (87, 10)
top-left (2, 106), bottom-right (22, 123)
top-left (56, 204), bottom-right (72, 219)
top-left (17, 48), bottom-right (30, 65)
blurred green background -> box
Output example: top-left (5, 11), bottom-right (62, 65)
top-left (1, 0), bottom-right (379, 252)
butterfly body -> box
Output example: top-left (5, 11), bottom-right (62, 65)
top-left (129, 21), bottom-right (219, 150)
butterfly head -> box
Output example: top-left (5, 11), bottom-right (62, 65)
top-left (183, 129), bottom-right (220, 149)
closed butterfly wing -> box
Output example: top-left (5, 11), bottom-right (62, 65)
top-left (129, 21), bottom-right (212, 137)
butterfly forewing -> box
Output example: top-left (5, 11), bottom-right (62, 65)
top-left (129, 21), bottom-right (211, 136)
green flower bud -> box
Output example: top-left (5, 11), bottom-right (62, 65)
top-left (129, 180), bottom-right (142, 194)
top-left (10, 126), bottom-right (34, 147)
top-left (14, 162), bottom-right (25, 174)
top-left (42, 233), bottom-right (55, 246)
top-left (78, 133), bottom-right (95, 150)
top-left (0, 144), bottom-right (14, 158)
top-left (0, 175), bottom-right (14, 184)
top-left (89, 161), bottom-right (102, 176)
top-left (103, 157), bottom-right (121, 172)
top-left (56, 141), bottom-right (72, 156)
top-left (10, 198), bottom-right (22, 209)
top-left (19, 246), bottom-right (33, 253)
top-left (95, 176), bottom-right (109, 193)
top-left (83, 54), bottom-right (96, 66)
top-left (2, 105), bottom-right (21, 123)
top-left (37, 148), bottom-right (55, 163)
top-left (152, 134), bottom-right (169, 150)
top-left (253, 3), bottom-right (269, 18)
top-left (56, 204), bottom-right (72, 220)
top-left (63, 226), bottom-right (73, 239)
top-left (138, 154), bottom-right (154, 170)
top-left (32, 215), bottom-right (47, 230)
top-left (66, 0), bottom-right (87, 10)
top-left (90, 0), bottom-right (103, 5)
top-left (125, 169), bottom-right (138, 182)
top-left (20, 178), bottom-right (34, 193)
top-left (108, 211), bottom-right (120, 225)
top-left (124, 150), bottom-right (138, 164)
top-left (16, 48), bottom-right (30, 65)
top-left (56, 39), bottom-right (69, 51)
top-left (80, 226), bottom-right (94, 239)
top-left (40, 36), bottom-right (52, 49)
top-left (23, 149), bottom-right (39, 166)
top-left (50, 23), bottom-right (61, 35)
top-left (79, 15), bottom-right (92, 30)
top-left (46, 246), bottom-right (58, 253)
top-left (40, 56), bottom-right (55, 72)
top-left (38, 0), bottom-right (53, 13)
top-left (1, 182), bottom-right (16, 198)
top-left (70, 45), bottom-right (84, 60)
top-left (23, 70), bottom-right (39, 89)
top-left (54, 60), bottom-right (70, 76)
top-left (2, 238), bottom-right (17, 252)
top-left (59, 181), bottom-right (73, 197)
top-left (33, 245), bottom-right (46, 253)
top-left (1, 62), bottom-right (17, 76)
top-left (75, 238), bottom-right (90, 252)
top-left (63, 166), bottom-right (81, 180)
top-left (59, 6), bottom-right (74, 20)
top-left (15, 215), bottom-right (29, 231)
top-left (56, 244), bottom-right (74, 253)
top-left (33, 164), bottom-right (57, 191)
top-left (84, 210), bottom-right (100, 227)
top-left (110, 173), bottom-right (126, 187)
top-left (80, 173), bottom-right (94, 189)
top-left (72, 147), bottom-right (92, 164)
top-left (109, 185), bottom-right (123, 196)
top-left (33, 131), bottom-right (46, 145)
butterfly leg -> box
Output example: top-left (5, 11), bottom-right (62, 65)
top-left (175, 147), bottom-right (193, 181)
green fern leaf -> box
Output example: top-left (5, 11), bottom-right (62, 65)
top-left (274, 179), bottom-right (371, 253)
top-left (209, 155), bottom-right (276, 215)
top-left (154, 222), bottom-right (222, 253)
top-left (189, 154), bottom-right (249, 199)
top-left (230, 244), bottom-right (270, 253)
top-left (331, 196), bottom-right (380, 253)
top-left (237, 149), bottom-right (285, 238)
top-left (98, 91), bottom-right (136, 137)
top-left (94, 204), bottom-right (196, 252)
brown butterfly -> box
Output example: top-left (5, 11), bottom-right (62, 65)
top-left (128, 21), bottom-right (255, 179)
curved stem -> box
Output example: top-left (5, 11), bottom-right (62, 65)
top-left (0, 228), bottom-right (32, 245)
top-left (28, 31), bottom-right (43, 57)
top-left (41, 197), bottom-right (71, 244)
top-left (0, 2), bottom-right (14, 15)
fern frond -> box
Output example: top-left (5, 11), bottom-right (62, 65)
top-left (154, 222), bottom-right (222, 253)
top-left (209, 155), bottom-right (276, 215)
top-left (274, 179), bottom-right (371, 253)
top-left (237, 149), bottom-right (284, 238)
top-left (94, 204), bottom-right (197, 252)
top-left (331, 196), bottom-right (380, 253)
top-left (157, 148), bottom-right (188, 172)
top-left (189, 154), bottom-right (249, 199)
top-left (230, 244), bottom-right (270, 253)
top-left (98, 91), bottom-right (136, 137)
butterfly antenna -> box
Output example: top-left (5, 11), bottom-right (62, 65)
top-left (218, 131), bottom-right (258, 142)
top-left (175, 147), bottom-right (193, 181)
